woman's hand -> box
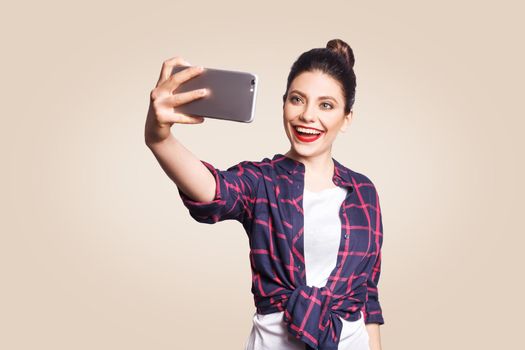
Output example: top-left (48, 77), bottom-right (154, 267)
top-left (144, 56), bottom-right (209, 145)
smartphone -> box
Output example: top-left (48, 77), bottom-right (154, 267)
top-left (170, 65), bottom-right (258, 123)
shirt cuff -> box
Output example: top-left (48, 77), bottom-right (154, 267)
top-left (363, 306), bottom-right (385, 325)
top-left (176, 160), bottom-right (225, 223)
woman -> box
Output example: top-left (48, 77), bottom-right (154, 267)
top-left (145, 39), bottom-right (385, 350)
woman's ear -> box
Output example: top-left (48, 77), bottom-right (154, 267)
top-left (340, 110), bottom-right (353, 133)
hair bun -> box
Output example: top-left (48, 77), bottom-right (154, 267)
top-left (326, 39), bottom-right (355, 69)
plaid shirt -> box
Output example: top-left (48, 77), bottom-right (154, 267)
top-left (177, 153), bottom-right (384, 350)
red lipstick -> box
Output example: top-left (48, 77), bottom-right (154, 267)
top-left (291, 125), bottom-right (324, 143)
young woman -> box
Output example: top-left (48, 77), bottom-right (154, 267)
top-left (145, 39), bottom-right (385, 350)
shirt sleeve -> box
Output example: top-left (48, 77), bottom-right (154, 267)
top-left (363, 184), bottom-right (385, 325)
top-left (176, 159), bottom-right (261, 224)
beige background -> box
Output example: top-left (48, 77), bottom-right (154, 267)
top-left (1, 0), bottom-right (523, 349)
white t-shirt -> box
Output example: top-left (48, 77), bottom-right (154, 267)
top-left (244, 186), bottom-right (370, 350)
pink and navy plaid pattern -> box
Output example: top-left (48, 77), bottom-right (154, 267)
top-left (177, 153), bottom-right (384, 350)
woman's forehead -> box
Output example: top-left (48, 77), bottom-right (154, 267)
top-left (290, 70), bottom-right (344, 99)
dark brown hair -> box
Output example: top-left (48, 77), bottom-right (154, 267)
top-left (282, 39), bottom-right (356, 114)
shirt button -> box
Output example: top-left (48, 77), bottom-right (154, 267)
top-left (337, 263), bottom-right (342, 268)
top-left (344, 234), bottom-right (349, 239)
top-left (297, 265), bottom-right (301, 270)
top-left (298, 330), bottom-right (303, 336)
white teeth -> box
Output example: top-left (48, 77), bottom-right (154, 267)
top-left (295, 126), bottom-right (321, 135)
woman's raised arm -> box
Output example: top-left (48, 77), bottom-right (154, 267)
top-left (144, 56), bottom-right (215, 202)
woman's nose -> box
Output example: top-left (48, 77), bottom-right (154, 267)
top-left (300, 103), bottom-right (317, 122)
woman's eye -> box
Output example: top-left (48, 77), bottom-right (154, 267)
top-left (321, 102), bottom-right (333, 109)
top-left (290, 96), bottom-right (302, 103)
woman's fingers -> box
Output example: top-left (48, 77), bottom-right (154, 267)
top-left (160, 108), bottom-right (205, 124)
top-left (153, 101), bottom-right (205, 125)
top-left (161, 65), bottom-right (206, 94)
top-left (148, 55), bottom-right (210, 127)
top-left (155, 56), bottom-right (191, 87)
top-left (172, 113), bottom-right (205, 124)
top-left (169, 88), bottom-right (209, 108)
top-left (152, 88), bottom-right (208, 125)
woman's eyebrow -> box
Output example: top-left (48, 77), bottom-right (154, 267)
top-left (289, 89), bottom-right (338, 102)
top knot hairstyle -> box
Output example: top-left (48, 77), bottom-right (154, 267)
top-left (282, 38), bottom-right (357, 114)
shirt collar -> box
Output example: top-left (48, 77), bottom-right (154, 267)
top-left (272, 153), bottom-right (354, 192)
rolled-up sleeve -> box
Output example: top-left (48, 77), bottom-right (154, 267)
top-left (364, 184), bottom-right (385, 325)
top-left (176, 159), bottom-right (260, 224)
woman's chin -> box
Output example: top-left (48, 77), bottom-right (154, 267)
top-left (289, 145), bottom-right (317, 158)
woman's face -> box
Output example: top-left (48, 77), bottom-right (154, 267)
top-left (282, 70), bottom-right (352, 160)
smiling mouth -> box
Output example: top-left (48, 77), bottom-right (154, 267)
top-left (292, 125), bottom-right (324, 142)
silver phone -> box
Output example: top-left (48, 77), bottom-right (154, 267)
top-left (171, 65), bottom-right (258, 123)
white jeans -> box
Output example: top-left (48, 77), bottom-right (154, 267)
top-left (244, 310), bottom-right (370, 350)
